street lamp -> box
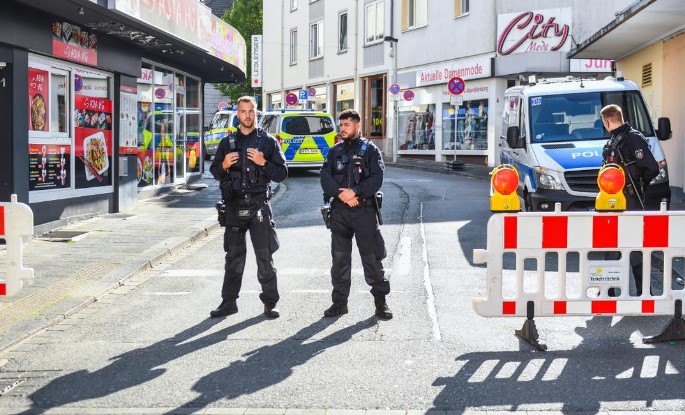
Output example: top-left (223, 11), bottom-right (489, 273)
top-left (384, 36), bottom-right (398, 162)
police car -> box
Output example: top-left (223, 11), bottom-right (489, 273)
top-left (259, 110), bottom-right (338, 168)
top-left (500, 75), bottom-right (672, 211)
top-left (203, 107), bottom-right (262, 160)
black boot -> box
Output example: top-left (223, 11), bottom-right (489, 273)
top-left (210, 300), bottom-right (238, 318)
top-left (264, 303), bottom-right (280, 319)
top-left (374, 296), bottom-right (393, 320)
top-left (324, 303), bottom-right (348, 317)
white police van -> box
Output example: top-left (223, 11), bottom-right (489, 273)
top-left (500, 76), bottom-right (672, 211)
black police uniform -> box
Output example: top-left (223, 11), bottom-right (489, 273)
top-left (602, 122), bottom-right (659, 296)
top-left (210, 127), bottom-right (287, 311)
top-left (320, 135), bottom-right (390, 309)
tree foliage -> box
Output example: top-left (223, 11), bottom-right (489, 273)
top-left (217, 0), bottom-right (262, 103)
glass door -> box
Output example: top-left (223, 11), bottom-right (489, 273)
top-left (175, 74), bottom-right (186, 181)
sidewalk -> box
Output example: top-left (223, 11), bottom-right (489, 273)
top-left (0, 175), bottom-right (223, 353)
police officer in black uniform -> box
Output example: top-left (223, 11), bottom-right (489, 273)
top-left (320, 109), bottom-right (392, 320)
top-left (601, 104), bottom-right (659, 296)
top-left (209, 96), bottom-right (287, 318)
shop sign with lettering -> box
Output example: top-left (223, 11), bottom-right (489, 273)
top-left (415, 57), bottom-right (492, 87)
top-left (497, 8), bottom-right (571, 56)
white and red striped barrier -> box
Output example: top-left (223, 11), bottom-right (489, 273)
top-left (0, 194), bottom-right (34, 297)
top-left (473, 203), bottom-right (685, 349)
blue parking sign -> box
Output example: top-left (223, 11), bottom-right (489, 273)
top-left (298, 90), bottom-right (308, 101)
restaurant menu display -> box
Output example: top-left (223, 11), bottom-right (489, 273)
top-left (52, 20), bottom-right (98, 66)
top-left (119, 86), bottom-right (138, 154)
top-left (28, 67), bottom-right (49, 132)
top-left (28, 144), bottom-right (70, 191)
top-left (74, 94), bottom-right (113, 188)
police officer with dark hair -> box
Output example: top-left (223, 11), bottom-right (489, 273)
top-left (320, 108), bottom-right (392, 320)
top-left (601, 103), bottom-right (659, 296)
top-left (209, 96), bottom-right (287, 319)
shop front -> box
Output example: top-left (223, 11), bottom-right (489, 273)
top-left (0, 0), bottom-right (245, 228)
top-left (395, 55), bottom-right (500, 165)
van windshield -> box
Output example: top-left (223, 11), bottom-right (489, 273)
top-left (529, 91), bottom-right (654, 143)
top-left (210, 113), bottom-right (231, 130)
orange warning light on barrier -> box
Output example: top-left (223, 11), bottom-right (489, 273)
top-left (595, 163), bottom-right (626, 211)
top-left (490, 164), bottom-right (520, 212)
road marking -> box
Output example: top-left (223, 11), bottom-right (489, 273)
top-left (143, 292), bottom-right (191, 296)
top-left (394, 237), bottom-right (412, 276)
top-left (420, 202), bottom-right (441, 341)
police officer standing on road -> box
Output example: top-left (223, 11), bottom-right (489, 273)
top-left (320, 109), bottom-right (392, 320)
top-left (601, 103), bottom-right (659, 296)
top-left (209, 96), bottom-right (287, 319)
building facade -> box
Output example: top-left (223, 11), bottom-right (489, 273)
top-left (0, 0), bottom-right (245, 228)
top-left (262, 0), bottom-right (632, 165)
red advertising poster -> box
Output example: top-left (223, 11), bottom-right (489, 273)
top-left (28, 144), bottom-right (71, 191)
top-left (52, 20), bottom-right (98, 66)
top-left (74, 95), bottom-right (112, 188)
top-left (28, 67), bottom-right (49, 132)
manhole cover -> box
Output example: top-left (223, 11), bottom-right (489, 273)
top-left (40, 230), bottom-right (89, 242)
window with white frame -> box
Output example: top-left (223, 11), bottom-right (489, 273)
top-left (290, 29), bottom-right (297, 64)
top-left (403, 0), bottom-right (427, 30)
top-left (455, 0), bottom-right (469, 16)
top-left (310, 21), bottom-right (323, 59)
top-left (365, 1), bottom-right (384, 44)
top-left (290, 0), bottom-right (297, 11)
top-left (338, 11), bottom-right (348, 52)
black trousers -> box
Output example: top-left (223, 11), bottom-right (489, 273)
top-left (221, 202), bottom-right (280, 305)
top-left (329, 204), bottom-right (389, 304)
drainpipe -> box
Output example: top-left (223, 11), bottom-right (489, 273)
top-left (384, 0), bottom-right (398, 162)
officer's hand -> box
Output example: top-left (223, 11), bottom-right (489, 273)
top-left (247, 148), bottom-right (266, 167)
top-left (222, 152), bottom-right (239, 170)
top-left (345, 197), bottom-right (359, 207)
top-left (338, 188), bottom-right (356, 203)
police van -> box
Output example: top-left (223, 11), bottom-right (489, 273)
top-left (500, 76), bottom-right (672, 211)
top-left (259, 109), bottom-right (337, 168)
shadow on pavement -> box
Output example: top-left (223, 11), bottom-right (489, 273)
top-left (432, 315), bottom-right (685, 412)
top-left (167, 317), bottom-right (375, 413)
top-left (19, 315), bottom-right (264, 414)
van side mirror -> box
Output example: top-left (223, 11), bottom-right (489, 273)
top-left (506, 126), bottom-right (524, 149)
top-left (656, 117), bottom-right (672, 141)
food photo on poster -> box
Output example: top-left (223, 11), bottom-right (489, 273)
top-left (74, 94), bottom-right (112, 188)
top-left (28, 67), bottom-right (49, 132)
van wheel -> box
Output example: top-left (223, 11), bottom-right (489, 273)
top-left (524, 192), bottom-right (535, 212)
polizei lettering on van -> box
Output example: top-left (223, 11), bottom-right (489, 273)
top-left (571, 150), bottom-right (602, 159)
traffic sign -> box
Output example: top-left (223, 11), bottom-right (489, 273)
top-left (389, 83), bottom-right (400, 95)
top-left (218, 101), bottom-right (228, 110)
top-left (450, 95), bottom-right (463, 106)
top-left (285, 93), bottom-right (298, 106)
top-left (403, 90), bottom-right (415, 101)
top-left (298, 90), bottom-right (308, 101)
top-left (448, 76), bottom-right (466, 95)
top-left (308, 87), bottom-right (316, 96)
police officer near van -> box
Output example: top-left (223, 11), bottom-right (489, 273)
top-left (320, 109), bottom-right (392, 320)
top-left (601, 103), bottom-right (659, 296)
top-left (209, 96), bottom-right (287, 319)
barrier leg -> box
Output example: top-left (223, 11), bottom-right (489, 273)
top-left (643, 299), bottom-right (685, 344)
top-left (515, 301), bottom-right (547, 351)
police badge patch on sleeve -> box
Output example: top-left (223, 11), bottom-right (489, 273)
top-left (378, 159), bottom-right (385, 170)
top-left (634, 149), bottom-right (644, 160)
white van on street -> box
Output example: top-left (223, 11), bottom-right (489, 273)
top-left (500, 76), bottom-right (672, 211)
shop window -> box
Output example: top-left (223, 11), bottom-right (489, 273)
top-left (362, 76), bottom-right (385, 139)
top-left (310, 21), bottom-right (323, 59)
top-left (402, 0), bottom-right (427, 31)
top-left (334, 81), bottom-right (355, 119)
top-left (338, 11), bottom-right (348, 52)
top-left (50, 71), bottom-right (68, 134)
top-left (398, 104), bottom-right (435, 150)
top-left (365, 1), bottom-right (385, 45)
top-left (442, 99), bottom-right (488, 151)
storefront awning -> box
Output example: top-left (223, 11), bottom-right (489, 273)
top-left (569, 0), bottom-right (685, 60)
top-left (12, 0), bottom-right (246, 83)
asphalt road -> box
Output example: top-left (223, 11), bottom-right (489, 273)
top-left (0, 167), bottom-right (683, 414)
